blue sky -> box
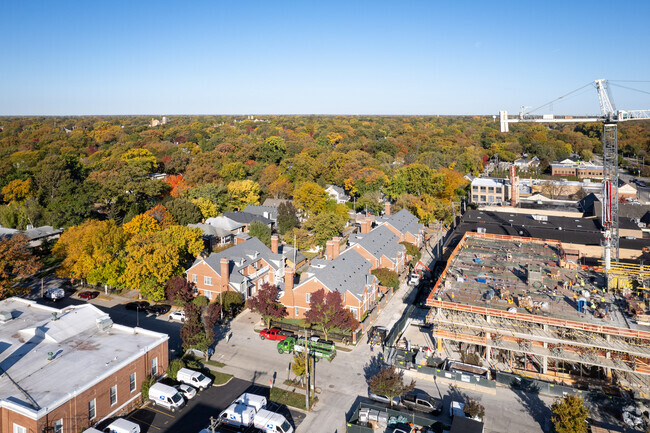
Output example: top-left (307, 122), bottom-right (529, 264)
top-left (1, 1), bottom-right (649, 115)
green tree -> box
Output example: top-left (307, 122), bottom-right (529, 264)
top-left (277, 201), bottom-right (299, 235)
top-left (464, 398), bottom-right (485, 420)
top-left (368, 366), bottom-right (415, 407)
top-left (259, 136), bottom-right (287, 163)
top-left (165, 198), bottom-right (203, 225)
top-left (551, 395), bottom-right (589, 433)
top-left (248, 221), bottom-right (271, 247)
top-left (371, 268), bottom-right (399, 290)
top-left (291, 353), bottom-right (314, 385)
top-left (306, 212), bottom-right (347, 247)
top-left (400, 241), bottom-right (421, 269)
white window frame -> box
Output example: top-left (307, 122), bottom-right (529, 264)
top-left (204, 276), bottom-right (212, 286)
top-left (205, 290), bottom-right (213, 300)
top-left (88, 398), bottom-right (96, 420)
top-left (152, 357), bottom-right (158, 376)
top-left (305, 293), bottom-right (311, 303)
top-left (54, 419), bottom-right (63, 433)
top-left (192, 274), bottom-right (197, 283)
top-left (110, 384), bottom-right (117, 406)
top-left (13, 425), bottom-right (27, 433)
top-left (295, 307), bottom-right (299, 317)
top-left (130, 372), bottom-right (136, 393)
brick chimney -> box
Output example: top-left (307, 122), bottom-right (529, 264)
top-left (332, 237), bottom-right (341, 259)
top-left (220, 258), bottom-right (230, 291)
top-left (360, 218), bottom-right (372, 234)
top-left (284, 268), bottom-right (295, 292)
top-left (326, 240), bottom-right (335, 260)
top-left (384, 202), bottom-right (392, 216)
top-left (271, 235), bottom-right (279, 254)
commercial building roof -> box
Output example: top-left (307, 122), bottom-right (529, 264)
top-left (471, 178), bottom-right (506, 187)
top-left (0, 298), bottom-right (168, 418)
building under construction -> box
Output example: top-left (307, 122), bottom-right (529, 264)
top-left (426, 232), bottom-right (650, 395)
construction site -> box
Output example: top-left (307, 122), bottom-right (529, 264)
top-left (425, 232), bottom-right (650, 396)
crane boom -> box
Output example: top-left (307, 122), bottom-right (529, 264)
top-left (498, 79), bottom-right (650, 290)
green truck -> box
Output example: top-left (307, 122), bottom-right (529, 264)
top-left (276, 336), bottom-right (337, 361)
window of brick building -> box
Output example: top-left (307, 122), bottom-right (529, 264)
top-left (88, 399), bottom-right (96, 420)
top-left (204, 276), bottom-right (212, 286)
top-left (152, 357), bottom-right (158, 376)
top-left (130, 373), bottom-right (136, 392)
top-left (110, 385), bottom-right (117, 406)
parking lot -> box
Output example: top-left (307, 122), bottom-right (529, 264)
top-left (107, 378), bottom-right (305, 433)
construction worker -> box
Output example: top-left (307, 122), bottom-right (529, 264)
top-left (601, 296), bottom-right (605, 304)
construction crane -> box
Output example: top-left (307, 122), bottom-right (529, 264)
top-left (499, 79), bottom-right (650, 288)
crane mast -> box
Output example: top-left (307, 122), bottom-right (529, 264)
top-left (500, 79), bottom-right (650, 290)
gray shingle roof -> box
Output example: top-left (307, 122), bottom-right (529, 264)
top-left (188, 223), bottom-right (232, 238)
top-left (353, 225), bottom-right (404, 261)
top-left (384, 208), bottom-right (422, 237)
top-left (223, 211), bottom-right (273, 226)
top-left (308, 250), bottom-right (375, 300)
top-left (189, 237), bottom-right (283, 285)
top-left (243, 205), bottom-right (279, 221)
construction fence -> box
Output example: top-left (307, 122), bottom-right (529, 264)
top-left (346, 400), bottom-right (439, 433)
top-left (385, 304), bottom-right (415, 347)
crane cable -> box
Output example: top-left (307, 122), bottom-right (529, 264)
top-left (609, 83), bottom-right (650, 97)
top-left (526, 82), bottom-right (594, 115)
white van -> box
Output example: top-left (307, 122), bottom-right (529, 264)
top-left (219, 403), bottom-right (256, 428)
top-left (103, 418), bottom-right (141, 433)
top-left (176, 367), bottom-right (212, 391)
top-left (149, 383), bottom-right (185, 412)
top-left (82, 429), bottom-right (103, 433)
top-left (253, 409), bottom-right (293, 433)
top-left (233, 392), bottom-right (267, 412)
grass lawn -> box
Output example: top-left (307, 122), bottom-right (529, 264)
top-left (270, 387), bottom-right (315, 411)
top-left (205, 359), bottom-right (226, 368)
top-left (210, 371), bottom-right (233, 385)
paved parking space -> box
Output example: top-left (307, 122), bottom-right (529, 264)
top-left (122, 378), bottom-right (305, 433)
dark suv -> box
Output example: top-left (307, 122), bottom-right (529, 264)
top-left (402, 392), bottom-right (443, 415)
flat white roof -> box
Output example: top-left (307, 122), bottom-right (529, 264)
top-left (471, 178), bottom-right (505, 187)
top-left (0, 298), bottom-right (168, 419)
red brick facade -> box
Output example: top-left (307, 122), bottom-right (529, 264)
top-left (1, 340), bottom-right (168, 433)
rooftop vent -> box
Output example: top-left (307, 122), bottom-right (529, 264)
top-left (48, 352), bottom-right (54, 361)
top-left (96, 316), bottom-right (113, 331)
top-left (51, 312), bottom-right (58, 321)
top-left (532, 215), bottom-right (548, 221)
top-left (0, 311), bottom-right (12, 323)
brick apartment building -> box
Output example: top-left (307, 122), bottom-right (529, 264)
top-left (186, 236), bottom-right (286, 300)
top-left (0, 298), bottom-right (168, 433)
top-left (550, 161), bottom-right (604, 178)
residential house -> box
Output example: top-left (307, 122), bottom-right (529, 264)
top-left (186, 237), bottom-right (285, 300)
top-left (513, 156), bottom-right (540, 170)
top-left (0, 224), bottom-right (63, 247)
top-left (279, 249), bottom-right (379, 321)
top-left (188, 222), bottom-right (236, 251)
top-left (243, 205), bottom-right (279, 223)
top-left (223, 211), bottom-right (274, 231)
top-left (325, 184), bottom-right (350, 204)
top-left (348, 225), bottom-right (406, 274)
top-left (376, 208), bottom-right (425, 248)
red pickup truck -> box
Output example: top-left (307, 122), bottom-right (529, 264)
top-left (259, 328), bottom-right (294, 341)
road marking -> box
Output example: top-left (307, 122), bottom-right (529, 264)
top-left (129, 417), bottom-right (161, 430)
top-left (148, 406), bottom-right (176, 417)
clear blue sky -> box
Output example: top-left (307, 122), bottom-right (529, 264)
top-left (2, 1), bottom-right (649, 115)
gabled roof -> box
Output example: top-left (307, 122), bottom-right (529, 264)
top-left (223, 211), bottom-right (273, 225)
top-left (189, 237), bottom-right (283, 283)
top-left (262, 198), bottom-right (292, 207)
top-left (189, 223), bottom-right (233, 238)
top-left (305, 250), bottom-right (375, 300)
top-left (352, 225), bottom-right (404, 261)
top-left (204, 216), bottom-right (244, 231)
top-left (383, 208), bottom-right (423, 238)
top-left (243, 205), bottom-right (279, 221)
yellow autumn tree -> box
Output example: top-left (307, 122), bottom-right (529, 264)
top-left (293, 182), bottom-right (328, 216)
top-left (2, 178), bottom-right (34, 204)
top-left (227, 180), bottom-right (260, 210)
top-left (191, 197), bottom-right (218, 219)
top-left (123, 214), bottom-right (161, 236)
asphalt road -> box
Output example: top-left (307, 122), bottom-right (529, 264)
top-left (111, 378), bottom-right (305, 433)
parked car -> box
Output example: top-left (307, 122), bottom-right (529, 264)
top-left (125, 301), bottom-right (149, 311)
top-left (176, 367), bottom-right (212, 391)
top-left (408, 273), bottom-right (420, 286)
top-left (260, 328), bottom-right (294, 341)
top-left (402, 391), bottom-right (443, 415)
top-left (44, 287), bottom-right (65, 301)
top-left (147, 304), bottom-right (171, 315)
top-left (174, 383), bottom-right (197, 400)
top-left (637, 180), bottom-right (648, 187)
top-left (78, 291), bottom-right (99, 300)
top-left (169, 310), bottom-right (186, 322)
top-left (368, 390), bottom-right (400, 406)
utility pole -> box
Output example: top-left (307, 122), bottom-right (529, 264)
top-left (304, 328), bottom-right (310, 409)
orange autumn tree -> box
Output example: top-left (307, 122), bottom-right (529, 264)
top-left (164, 174), bottom-right (194, 198)
top-left (145, 205), bottom-right (177, 229)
